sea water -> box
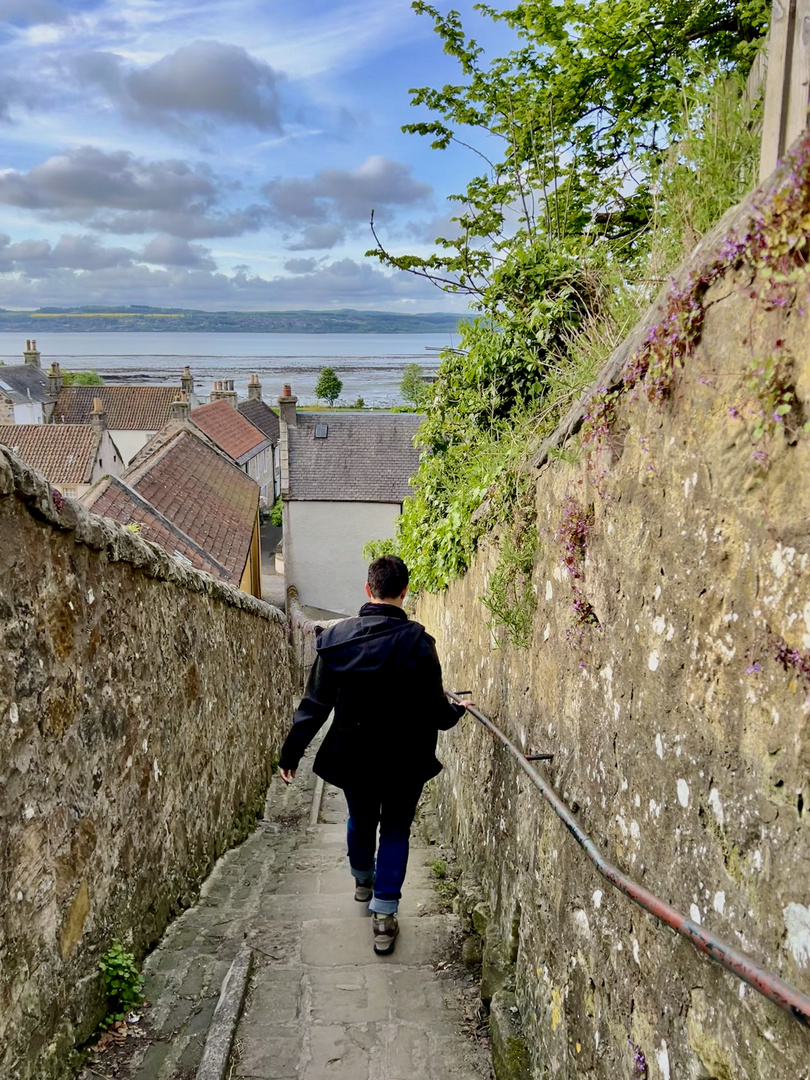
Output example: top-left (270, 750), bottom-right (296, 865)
top-left (0, 331), bottom-right (457, 406)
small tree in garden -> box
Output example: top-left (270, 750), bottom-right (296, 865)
top-left (315, 367), bottom-right (342, 406)
top-left (400, 363), bottom-right (430, 408)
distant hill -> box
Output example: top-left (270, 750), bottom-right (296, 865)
top-left (0, 306), bottom-right (471, 334)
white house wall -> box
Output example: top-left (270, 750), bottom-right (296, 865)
top-left (285, 500), bottom-right (401, 616)
top-left (13, 402), bottom-right (43, 424)
top-left (111, 429), bottom-right (153, 465)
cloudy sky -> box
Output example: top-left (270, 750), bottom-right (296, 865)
top-left (0, 0), bottom-right (511, 311)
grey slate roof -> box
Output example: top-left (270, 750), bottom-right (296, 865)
top-left (287, 412), bottom-right (422, 502)
top-left (237, 399), bottom-right (280, 445)
top-left (0, 365), bottom-right (51, 404)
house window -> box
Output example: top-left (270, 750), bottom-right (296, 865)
top-left (315, 424), bottom-right (328, 439)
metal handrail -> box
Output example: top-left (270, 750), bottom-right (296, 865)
top-left (447, 692), bottom-right (810, 1029)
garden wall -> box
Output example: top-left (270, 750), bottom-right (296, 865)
top-left (419, 138), bottom-right (810, 1078)
top-left (0, 447), bottom-right (293, 1079)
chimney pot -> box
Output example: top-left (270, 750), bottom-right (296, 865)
top-left (247, 373), bottom-right (263, 402)
top-left (48, 362), bottom-right (63, 397)
top-left (278, 383), bottom-right (298, 427)
top-left (170, 392), bottom-right (191, 422)
top-left (23, 339), bottom-right (41, 367)
top-left (90, 397), bottom-right (107, 432)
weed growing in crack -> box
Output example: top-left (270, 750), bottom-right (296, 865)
top-left (747, 629), bottom-right (810, 697)
top-left (628, 1040), bottom-right (648, 1079)
top-left (556, 496), bottom-right (594, 581)
top-left (740, 350), bottom-right (808, 446)
top-left (99, 943), bottom-right (144, 1027)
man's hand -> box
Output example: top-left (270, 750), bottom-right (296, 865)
top-left (279, 768), bottom-right (296, 785)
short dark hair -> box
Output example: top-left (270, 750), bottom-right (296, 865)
top-left (367, 555), bottom-right (409, 599)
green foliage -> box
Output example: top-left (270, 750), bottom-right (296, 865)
top-left (352, 396), bottom-right (365, 409)
top-left (99, 943), bottom-right (144, 1026)
top-left (481, 517), bottom-right (538, 647)
top-left (369, 0), bottom-right (768, 313)
top-left (362, 537), bottom-right (399, 561)
top-left (400, 363), bottom-right (432, 408)
top-left (369, 2), bottom-right (767, 604)
top-left (429, 857), bottom-right (458, 905)
top-left (646, 69), bottom-right (763, 278)
top-left (269, 496), bottom-right (283, 527)
top-left (314, 367), bottom-right (342, 406)
top-left (62, 370), bottom-right (104, 386)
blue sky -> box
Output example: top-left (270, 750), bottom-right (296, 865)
top-left (0, 0), bottom-right (513, 311)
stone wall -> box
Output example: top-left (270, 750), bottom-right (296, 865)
top-left (0, 447), bottom-right (294, 1079)
top-left (419, 147), bottom-right (810, 1077)
top-left (287, 586), bottom-right (345, 693)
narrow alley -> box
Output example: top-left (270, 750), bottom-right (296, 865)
top-left (79, 750), bottom-right (491, 1080)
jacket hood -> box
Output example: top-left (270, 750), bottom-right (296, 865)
top-left (316, 612), bottom-right (425, 674)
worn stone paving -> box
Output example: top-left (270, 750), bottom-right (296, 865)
top-left (80, 753), bottom-right (491, 1080)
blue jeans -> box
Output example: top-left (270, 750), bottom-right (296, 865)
top-left (344, 783), bottom-right (424, 915)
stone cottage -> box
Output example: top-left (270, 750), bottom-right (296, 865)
top-left (83, 412), bottom-right (263, 598)
top-left (0, 340), bottom-right (57, 424)
top-left (237, 374), bottom-right (281, 500)
top-left (53, 368), bottom-right (194, 464)
top-left (0, 398), bottom-right (123, 499)
top-left (191, 397), bottom-right (274, 503)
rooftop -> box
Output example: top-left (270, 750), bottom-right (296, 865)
top-left (0, 423), bottom-right (101, 484)
top-left (101, 425), bottom-right (259, 580)
top-left (237, 398), bottom-right (280, 446)
top-left (0, 365), bottom-right (52, 405)
top-left (55, 385), bottom-right (180, 430)
top-left (85, 476), bottom-right (228, 579)
top-left (191, 400), bottom-right (269, 463)
top-left (286, 412), bottom-right (422, 502)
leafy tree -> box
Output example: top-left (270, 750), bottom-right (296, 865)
top-left (314, 367), bottom-right (342, 406)
top-left (400, 363), bottom-right (432, 408)
top-left (363, 0), bottom-right (767, 593)
top-left (62, 370), bottom-right (104, 386)
top-left (369, 0), bottom-right (768, 315)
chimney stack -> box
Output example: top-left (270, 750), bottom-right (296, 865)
top-left (23, 339), bottom-right (41, 368)
top-left (247, 373), bottom-right (263, 402)
top-left (47, 362), bottom-right (63, 397)
top-left (278, 383), bottom-right (298, 427)
top-left (170, 391), bottom-right (191, 423)
top-left (181, 365), bottom-right (194, 398)
top-left (90, 396), bottom-right (107, 433)
top-left (209, 378), bottom-right (238, 408)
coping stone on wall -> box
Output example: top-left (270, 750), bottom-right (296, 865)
top-left (0, 444), bottom-right (284, 623)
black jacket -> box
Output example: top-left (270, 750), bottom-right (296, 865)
top-left (278, 603), bottom-right (465, 789)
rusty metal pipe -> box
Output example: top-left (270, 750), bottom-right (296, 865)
top-left (447, 692), bottom-right (810, 1029)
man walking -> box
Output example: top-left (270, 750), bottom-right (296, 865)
top-left (278, 555), bottom-right (470, 955)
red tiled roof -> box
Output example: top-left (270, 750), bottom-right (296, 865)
top-left (191, 400), bottom-right (268, 461)
top-left (120, 427), bottom-right (258, 579)
top-left (55, 385), bottom-right (180, 430)
top-left (85, 477), bottom-right (228, 579)
top-left (0, 423), bottom-right (100, 484)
